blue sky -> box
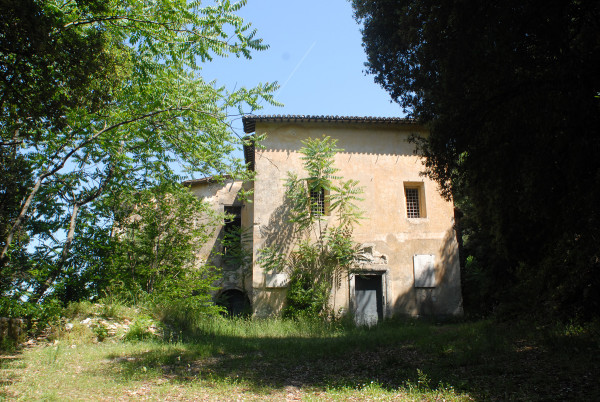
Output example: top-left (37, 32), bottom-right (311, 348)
top-left (201, 0), bottom-right (405, 133)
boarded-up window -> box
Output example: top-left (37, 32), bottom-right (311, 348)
top-left (414, 254), bottom-right (436, 287)
top-left (265, 273), bottom-right (289, 288)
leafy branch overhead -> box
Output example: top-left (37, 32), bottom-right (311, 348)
top-left (0, 0), bottom-right (278, 309)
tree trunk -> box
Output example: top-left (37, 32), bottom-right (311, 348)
top-left (28, 203), bottom-right (80, 304)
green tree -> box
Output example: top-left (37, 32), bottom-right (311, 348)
top-left (0, 0), bottom-right (278, 310)
top-left (0, 146), bottom-right (32, 298)
top-left (352, 0), bottom-right (600, 318)
top-left (260, 136), bottom-right (364, 319)
top-left (1, 0), bottom-right (119, 298)
top-left (107, 182), bottom-right (221, 316)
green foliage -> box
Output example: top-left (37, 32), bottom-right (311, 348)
top-left (0, 148), bottom-right (33, 295)
top-left (0, 0), bottom-right (117, 136)
top-left (220, 224), bottom-right (252, 272)
top-left (0, 297), bottom-right (62, 328)
top-left (0, 0), bottom-right (279, 307)
top-left (91, 324), bottom-right (109, 342)
top-left (259, 136), bottom-right (364, 319)
top-left (283, 136), bottom-right (364, 233)
top-left (353, 0), bottom-right (600, 319)
top-left (124, 316), bottom-right (158, 342)
top-left (63, 300), bottom-right (137, 323)
top-left (62, 301), bottom-right (95, 319)
top-left (282, 261), bottom-right (331, 319)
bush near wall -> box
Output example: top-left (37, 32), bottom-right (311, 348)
top-left (0, 317), bottom-right (26, 347)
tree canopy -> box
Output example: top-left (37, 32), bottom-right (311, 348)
top-left (0, 0), bottom-right (278, 311)
top-left (353, 0), bottom-right (600, 318)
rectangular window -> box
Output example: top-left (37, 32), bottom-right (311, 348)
top-left (404, 183), bottom-right (426, 218)
top-left (223, 206), bottom-right (242, 256)
top-left (405, 188), bottom-right (420, 218)
top-left (224, 206), bottom-right (242, 231)
top-left (310, 187), bottom-right (326, 216)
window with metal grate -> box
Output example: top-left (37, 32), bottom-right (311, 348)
top-left (310, 187), bottom-right (326, 216)
top-left (405, 187), bottom-right (421, 218)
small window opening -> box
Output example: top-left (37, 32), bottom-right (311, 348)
top-left (404, 183), bottom-right (426, 218)
top-left (405, 188), bottom-right (420, 218)
top-left (223, 206), bottom-right (241, 256)
top-left (310, 187), bottom-right (326, 216)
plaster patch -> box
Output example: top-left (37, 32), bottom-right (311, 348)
top-left (355, 243), bottom-right (388, 266)
top-left (385, 233), bottom-right (401, 249)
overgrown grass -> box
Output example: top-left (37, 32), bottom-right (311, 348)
top-left (62, 300), bottom-right (139, 322)
top-left (1, 314), bottom-right (598, 400)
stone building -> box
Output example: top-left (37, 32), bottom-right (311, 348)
top-left (186, 115), bottom-right (463, 322)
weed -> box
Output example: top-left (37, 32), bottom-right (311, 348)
top-left (99, 303), bottom-right (128, 320)
top-left (63, 301), bottom-right (95, 319)
top-left (124, 316), bottom-right (158, 341)
top-left (92, 324), bottom-right (109, 342)
top-left (45, 344), bottom-right (62, 366)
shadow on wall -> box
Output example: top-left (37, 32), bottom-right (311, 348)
top-left (205, 226), bottom-right (247, 289)
top-left (251, 201), bottom-right (298, 317)
top-left (392, 227), bottom-right (463, 318)
top-left (205, 225), bottom-right (224, 268)
top-left (204, 195), bottom-right (252, 300)
top-left (258, 200), bottom-right (297, 259)
top-left (205, 188), bottom-right (297, 270)
top-left (252, 287), bottom-right (288, 318)
top-left (205, 226), bottom-right (252, 271)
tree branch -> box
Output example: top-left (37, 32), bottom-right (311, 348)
top-left (28, 163), bottom-right (115, 304)
top-left (0, 106), bottom-right (212, 264)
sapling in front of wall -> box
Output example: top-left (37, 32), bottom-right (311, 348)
top-left (108, 182), bottom-right (223, 321)
top-left (260, 136), bottom-right (364, 319)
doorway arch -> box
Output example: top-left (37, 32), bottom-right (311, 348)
top-left (216, 289), bottom-right (251, 317)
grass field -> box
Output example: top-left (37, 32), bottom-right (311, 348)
top-left (1, 316), bottom-right (598, 401)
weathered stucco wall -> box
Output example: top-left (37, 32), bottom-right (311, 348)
top-left (250, 121), bottom-right (463, 318)
top-left (188, 179), bottom-right (252, 294)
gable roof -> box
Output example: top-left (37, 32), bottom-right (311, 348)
top-left (242, 114), bottom-right (416, 134)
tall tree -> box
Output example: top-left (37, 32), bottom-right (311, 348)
top-left (353, 0), bottom-right (600, 318)
top-left (0, 0), bottom-right (278, 306)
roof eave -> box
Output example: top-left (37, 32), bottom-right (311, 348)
top-left (242, 114), bottom-right (418, 134)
